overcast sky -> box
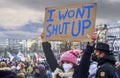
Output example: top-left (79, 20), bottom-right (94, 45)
top-left (0, 0), bottom-right (120, 41)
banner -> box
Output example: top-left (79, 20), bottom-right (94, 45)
top-left (43, 3), bottom-right (96, 41)
top-left (34, 53), bottom-right (41, 61)
top-left (6, 51), bottom-right (14, 61)
top-left (17, 51), bottom-right (25, 61)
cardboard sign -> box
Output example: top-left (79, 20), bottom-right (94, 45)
top-left (43, 3), bottom-right (96, 41)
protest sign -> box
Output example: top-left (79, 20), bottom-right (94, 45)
top-left (43, 3), bottom-right (96, 41)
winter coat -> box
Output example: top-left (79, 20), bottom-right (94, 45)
top-left (73, 44), bottom-right (95, 78)
top-left (0, 67), bottom-right (11, 71)
top-left (42, 42), bottom-right (58, 72)
top-left (46, 69), bottom-right (52, 78)
top-left (17, 68), bottom-right (26, 78)
top-left (33, 65), bottom-right (48, 78)
top-left (53, 68), bottom-right (74, 78)
top-left (17, 73), bottom-right (25, 78)
top-left (95, 53), bottom-right (117, 78)
top-left (88, 61), bottom-right (97, 78)
top-left (26, 65), bottom-right (33, 75)
top-left (0, 70), bottom-right (17, 78)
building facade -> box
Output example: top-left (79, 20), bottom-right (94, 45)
top-left (96, 21), bottom-right (120, 61)
top-left (107, 22), bottom-right (120, 52)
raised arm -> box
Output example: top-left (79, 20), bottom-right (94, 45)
top-left (73, 31), bottom-right (97, 78)
top-left (41, 33), bottom-right (58, 72)
top-left (42, 42), bottom-right (58, 71)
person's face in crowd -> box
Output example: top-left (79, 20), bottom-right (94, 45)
top-left (95, 50), bottom-right (105, 59)
top-left (94, 50), bottom-right (105, 61)
top-left (92, 50), bottom-right (105, 62)
top-left (35, 69), bottom-right (40, 73)
top-left (35, 68), bottom-right (40, 77)
top-left (115, 62), bottom-right (120, 68)
top-left (62, 61), bottom-right (73, 72)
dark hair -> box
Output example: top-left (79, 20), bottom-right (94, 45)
top-left (0, 70), bottom-right (17, 78)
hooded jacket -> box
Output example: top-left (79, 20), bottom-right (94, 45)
top-left (95, 53), bottom-right (117, 78)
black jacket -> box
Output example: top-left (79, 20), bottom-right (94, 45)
top-left (42, 42), bottom-right (58, 72)
top-left (0, 70), bottom-right (17, 78)
top-left (95, 53), bottom-right (117, 78)
top-left (73, 44), bottom-right (94, 78)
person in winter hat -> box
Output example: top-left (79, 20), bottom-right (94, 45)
top-left (61, 50), bottom-right (81, 65)
top-left (17, 63), bottom-right (26, 78)
top-left (53, 50), bottom-right (81, 78)
top-left (41, 31), bottom-right (97, 78)
top-left (33, 65), bottom-right (48, 78)
top-left (91, 42), bottom-right (117, 78)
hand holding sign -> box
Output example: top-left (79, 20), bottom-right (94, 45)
top-left (40, 32), bottom-right (46, 42)
top-left (88, 31), bottom-right (97, 46)
top-left (41, 32), bottom-right (44, 39)
top-left (91, 31), bottom-right (97, 42)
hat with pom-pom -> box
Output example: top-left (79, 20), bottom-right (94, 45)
top-left (60, 50), bottom-right (82, 65)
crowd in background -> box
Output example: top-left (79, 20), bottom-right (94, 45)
top-left (0, 58), bottom-right (52, 78)
top-left (1, 32), bottom-right (120, 78)
top-left (0, 47), bottom-right (120, 78)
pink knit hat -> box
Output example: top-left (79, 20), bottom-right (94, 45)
top-left (60, 50), bottom-right (82, 65)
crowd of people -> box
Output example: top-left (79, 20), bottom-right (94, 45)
top-left (0, 32), bottom-right (120, 78)
top-left (0, 59), bottom-right (52, 78)
top-left (41, 32), bottom-right (120, 78)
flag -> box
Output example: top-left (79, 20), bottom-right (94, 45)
top-left (17, 51), bottom-right (25, 61)
top-left (6, 51), bottom-right (14, 61)
top-left (34, 53), bottom-right (41, 60)
top-left (25, 54), bottom-right (30, 62)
